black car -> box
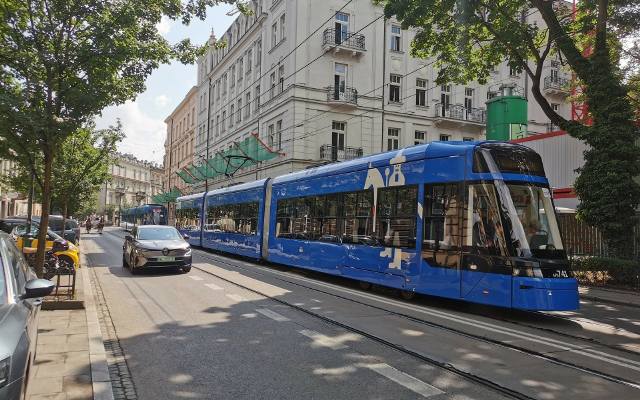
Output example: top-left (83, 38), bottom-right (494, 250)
top-left (123, 225), bottom-right (192, 274)
top-left (0, 232), bottom-right (55, 399)
top-left (0, 218), bottom-right (28, 234)
top-left (32, 216), bottom-right (80, 244)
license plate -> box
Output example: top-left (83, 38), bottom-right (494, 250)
top-left (157, 256), bottom-right (175, 262)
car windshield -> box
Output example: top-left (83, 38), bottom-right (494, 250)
top-left (13, 224), bottom-right (64, 241)
top-left (497, 183), bottom-right (565, 259)
top-left (137, 227), bottom-right (182, 241)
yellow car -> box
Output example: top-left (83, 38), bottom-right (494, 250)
top-left (11, 223), bottom-right (80, 269)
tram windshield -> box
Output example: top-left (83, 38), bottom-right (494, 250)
top-left (501, 184), bottom-right (564, 258)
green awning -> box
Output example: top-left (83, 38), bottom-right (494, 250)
top-left (151, 187), bottom-right (183, 204)
top-left (177, 133), bottom-right (281, 183)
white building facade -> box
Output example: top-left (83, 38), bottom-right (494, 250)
top-left (192, 0), bottom-right (571, 191)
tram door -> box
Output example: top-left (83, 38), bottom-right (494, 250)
top-left (460, 184), bottom-right (512, 307)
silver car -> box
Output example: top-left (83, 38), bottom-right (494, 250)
top-left (122, 225), bottom-right (192, 274)
top-left (0, 232), bottom-right (54, 399)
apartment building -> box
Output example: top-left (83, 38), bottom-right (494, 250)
top-left (0, 159), bottom-right (42, 218)
top-left (191, 0), bottom-right (571, 191)
top-left (97, 154), bottom-right (164, 221)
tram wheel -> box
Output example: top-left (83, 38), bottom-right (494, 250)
top-left (358, 281), bottom-right (372, 290)
top-left (399, 290), bottom-right (416, 301)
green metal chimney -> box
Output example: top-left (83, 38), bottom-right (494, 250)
top-left (486, 84), bottom-right (528, 140)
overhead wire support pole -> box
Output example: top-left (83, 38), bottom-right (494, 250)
top-left (381, 15), bottom-right (387, 153)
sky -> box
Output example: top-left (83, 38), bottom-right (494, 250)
top-left (94, 5), bottom-right (236, 164)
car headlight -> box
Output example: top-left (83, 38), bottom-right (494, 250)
top-left (0, 357), bottom-right (10, 388)
top-left (184, 248), bottom-right (192, 257)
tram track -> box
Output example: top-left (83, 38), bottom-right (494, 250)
top-left (190, 248), bottom-right (640, 394)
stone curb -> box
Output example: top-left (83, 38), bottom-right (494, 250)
top-left (81, 265), bottom-right (115, 400)
top-left (580, 293), bottom-right (640, 309)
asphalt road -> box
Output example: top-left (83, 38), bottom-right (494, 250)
top-left (82, 227), bottom-right (640, 400)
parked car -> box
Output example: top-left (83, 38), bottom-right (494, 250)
top-left (10, 224), bottom-right (80, 269)
top-left (0, 217), bottom-right (28, 234)
top-left (123, 225), bottom-right (192, 274)
top-left (0, 232), bottom-right (55, 399)
top-left (32, 216), bottom-right (80, 244)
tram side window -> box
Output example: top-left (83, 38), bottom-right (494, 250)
top-left (376, 185), bottom-right (418, 248)
top-left (176, 208), bottom-right (200, 230)
top-left (465, 183), bottom-right (509, 256)
top-left (205, 202), bottom-right (259, 235)
top-left (342, 190), bottom-right (375, 245)
top-left (423, 184), bottom-right (463, 268)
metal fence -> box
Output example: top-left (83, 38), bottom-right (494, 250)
top-left (557, 213), bottom-right (640, 260)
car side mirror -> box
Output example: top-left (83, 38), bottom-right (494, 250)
top-left (125, 235), bottom-right (132, 242)
top-left (183, 234), bottom-right (190, 241)
top-left (22, 279), bottom-right (55, 300)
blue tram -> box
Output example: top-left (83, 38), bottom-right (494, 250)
top-left (176, 142), bottom-right (579, 311)
top-left (120, 204), bottom-right (168, 231)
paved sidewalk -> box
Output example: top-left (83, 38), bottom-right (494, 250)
top-left (28, 266), bottom-right (114, 400)
top-left (580, 286), bottom-right (640, 308)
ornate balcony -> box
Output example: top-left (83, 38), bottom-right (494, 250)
top-left (326, 86), bottom-right (358, 106)
top-left (433, 103), bottom-right (486, 127)
top-left (543, 75), bottom-right (570, 96)
top-left (322, 28), bottom-right (366, 56)
top-left (320, 145), bottom-right (363, 162)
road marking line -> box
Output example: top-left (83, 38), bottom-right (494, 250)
top-left (298, 329), bottom-right (349, 350)
top-left (362, 363), bottom-right (444, 398)
top-left (226, 293), bottom-right (246, 302)
top-left (188, 276), bottom-right (204, 281)
top-left (204, 283), bottom-right (223, 290)
top-left (256, 308), bottom-right (290, 322)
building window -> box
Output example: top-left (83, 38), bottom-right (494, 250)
top-left (237, 99), bottom-right (242, 123)
top-left (230, 66), bottom-right (236, 88)
top-left (335, 12), bottom-right (349, 44)
top-left (280, 14), bottom-right (286, 42)
top-left (230, 105), bottom-right (235, 127)
top-left (464, 87), bottom-right (474, 110)
top-left (387, 128), bottom-right (400, 150)
top-left (463, 137), bottom-right (474, 141)
top-left (238, 58), bottom-right (244, 81)
top-left (216, 79), bottom-right (221, 99)
top-left (552, 103), bottom-right (559, 111)
top-left (275, 120), bottom-right (282, 150)
top-left (222, 111), bottom-right (227, 133)
top-left (439, 134), bottom-right (450, 141)
top-left (278, 65), bottom-right (285, 94)
top-left (222, 74), bottom-right (228, 94)
top-left (509, 66), bottom-right (519, 77)
top-left (389, 74), bottom-right (401, 103)
top-left (247, 49), bottom-right (253, 73)
top-left (216, 115), bottom-right (220, 137)
top-left (270, 72), bottom-right (276, 99)
top-left (245, 93), bottom-right (251, 118)
top-left (255, 85), bottom-right (261, 110)
top-left (416, 79), bottom-right (427, 107)
top-left (414, 130), bottom-right (426, 145)
top-left (271, 22), bottom-right (278, 48)
top-left (390, 25), bottom-right (401, 51)
top-left (267, 124), bottom-right (275, 147)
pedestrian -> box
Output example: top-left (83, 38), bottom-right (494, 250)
top-left (98, 216), bottom-right (105, 234)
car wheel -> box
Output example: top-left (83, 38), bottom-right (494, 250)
top-left (181, 267), bottom-right (191, 274)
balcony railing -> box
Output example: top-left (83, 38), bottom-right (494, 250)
top-left (320, 144), bottom-right (363, 162)
top-left (322, 28), bottom-right (366, 52)
top-left (434, 103), bottom-right (486, 123)
top-left (544, 76), bottom-right (570, 93)
top-left (326, 86), bottom-right (358, 105)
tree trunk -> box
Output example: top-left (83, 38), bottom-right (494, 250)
top-left (35, 149), bottom-right (54, 278)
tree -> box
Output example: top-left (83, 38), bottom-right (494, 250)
top-left (377, 0), bottom-right (640, 256)
top-left (0, 0), bottom-right (243, 276)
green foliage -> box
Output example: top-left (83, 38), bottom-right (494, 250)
top-left (571, 257), bottom-right (640, 288)
top-left (376, 0), bottom-right (640, 257)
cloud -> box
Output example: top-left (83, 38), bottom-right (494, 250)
top-left (154, 94), bottom-right (170, 107)
top-left (94, 101), bottom-right (166, 164)
top-left (156, 16), bottom-right (173, 36)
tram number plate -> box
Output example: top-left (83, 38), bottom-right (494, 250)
top-left (157, 256), bottom-right (175, 262)
top-left (553, 270), bottom-right (569, 278)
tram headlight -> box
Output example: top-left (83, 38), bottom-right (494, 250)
top-left (513, 261), bottom-right (543, 278)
